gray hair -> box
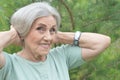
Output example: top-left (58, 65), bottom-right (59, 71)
top-left (10, 2), bottom-right (61, 37)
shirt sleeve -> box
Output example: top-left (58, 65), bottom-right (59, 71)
top-left (51, 44), bottom-right (86, 69)
top-left (63, 44), bottom-right (86, 69)
top-left (0, 52), bottom-right (12, 79)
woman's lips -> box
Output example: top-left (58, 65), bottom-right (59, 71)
top-left (39, 43), bottom-right (51, 49)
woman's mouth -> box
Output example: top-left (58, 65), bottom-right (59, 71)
top-left (40, 43), bottom-right (51, 49)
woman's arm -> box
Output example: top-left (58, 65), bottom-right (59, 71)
top-left (56, 31), bottom-right (111, 61)
top-left (0, 27), bottom-right (18, 68)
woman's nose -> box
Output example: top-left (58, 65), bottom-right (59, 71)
top-left (44, 31), bottom-right (52, 41)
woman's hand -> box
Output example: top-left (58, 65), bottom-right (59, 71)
top-left (53, 31), bottom-right (61, 44)
top-left (10, 26), bottom-right (22, 46)
top-left (53, 31), bottom-right (74, 44)
top-left (0, 25), bottom-right (21, 52)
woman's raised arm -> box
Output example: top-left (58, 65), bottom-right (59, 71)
top-left (55, 31), bottom-right (111, 61)
top-left (0, 27), bottom-right (19, 68)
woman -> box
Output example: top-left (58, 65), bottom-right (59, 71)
top-left (0, 2), bottom-right (111, 80)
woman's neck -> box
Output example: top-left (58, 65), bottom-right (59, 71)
top-left (17, 50), bottom-right (47, 62)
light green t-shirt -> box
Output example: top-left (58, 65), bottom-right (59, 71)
top-left (0, 44), bottom-right (85, 80)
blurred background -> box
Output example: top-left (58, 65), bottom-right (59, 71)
top-left (0, 0), bottom-right (120, 80)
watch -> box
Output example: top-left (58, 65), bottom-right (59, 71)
top-left (73, 31), bottom-right (81, 46)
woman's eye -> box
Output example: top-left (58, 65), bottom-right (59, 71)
top-left (36, 27), bottom-right (43, 30)
top-left (36, 27), bottom-right (46, 33)
top-left (50, 28), bottom-right (56, 33)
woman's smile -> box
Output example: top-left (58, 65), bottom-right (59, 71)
top-left (39, 43), bottom-right (51, 50)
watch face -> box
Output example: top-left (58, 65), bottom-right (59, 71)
top-left (75, 31), bottom-right (81, 40)
top-left (74, 31), bottom-right (81, 46)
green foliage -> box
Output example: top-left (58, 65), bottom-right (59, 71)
top-left (0, 0), bottom-right (32, 30)
top-left (0, 0), bottom-right (120, 80)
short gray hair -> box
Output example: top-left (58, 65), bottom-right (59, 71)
top-left (10, 2), bottom-right (61, 37)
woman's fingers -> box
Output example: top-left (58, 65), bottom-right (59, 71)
top-left (10, 25), bottom-right (22, 46)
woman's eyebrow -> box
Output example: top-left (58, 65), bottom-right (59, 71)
top-left (37, 23), bottom-right (46, 27)
top-left (37, 23), bottom-right (57, 28)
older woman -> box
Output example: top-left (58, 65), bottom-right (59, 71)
top-left (0, 2), bottom-right (111, 80)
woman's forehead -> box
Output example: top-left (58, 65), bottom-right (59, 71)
top-left (33, 16), bottom-right (57, 25)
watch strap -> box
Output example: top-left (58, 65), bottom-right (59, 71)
top-left (73, 31), bottom-right (81, 46)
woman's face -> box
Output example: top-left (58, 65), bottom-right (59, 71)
top-left (24, 15), bottom-right (57, 58)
